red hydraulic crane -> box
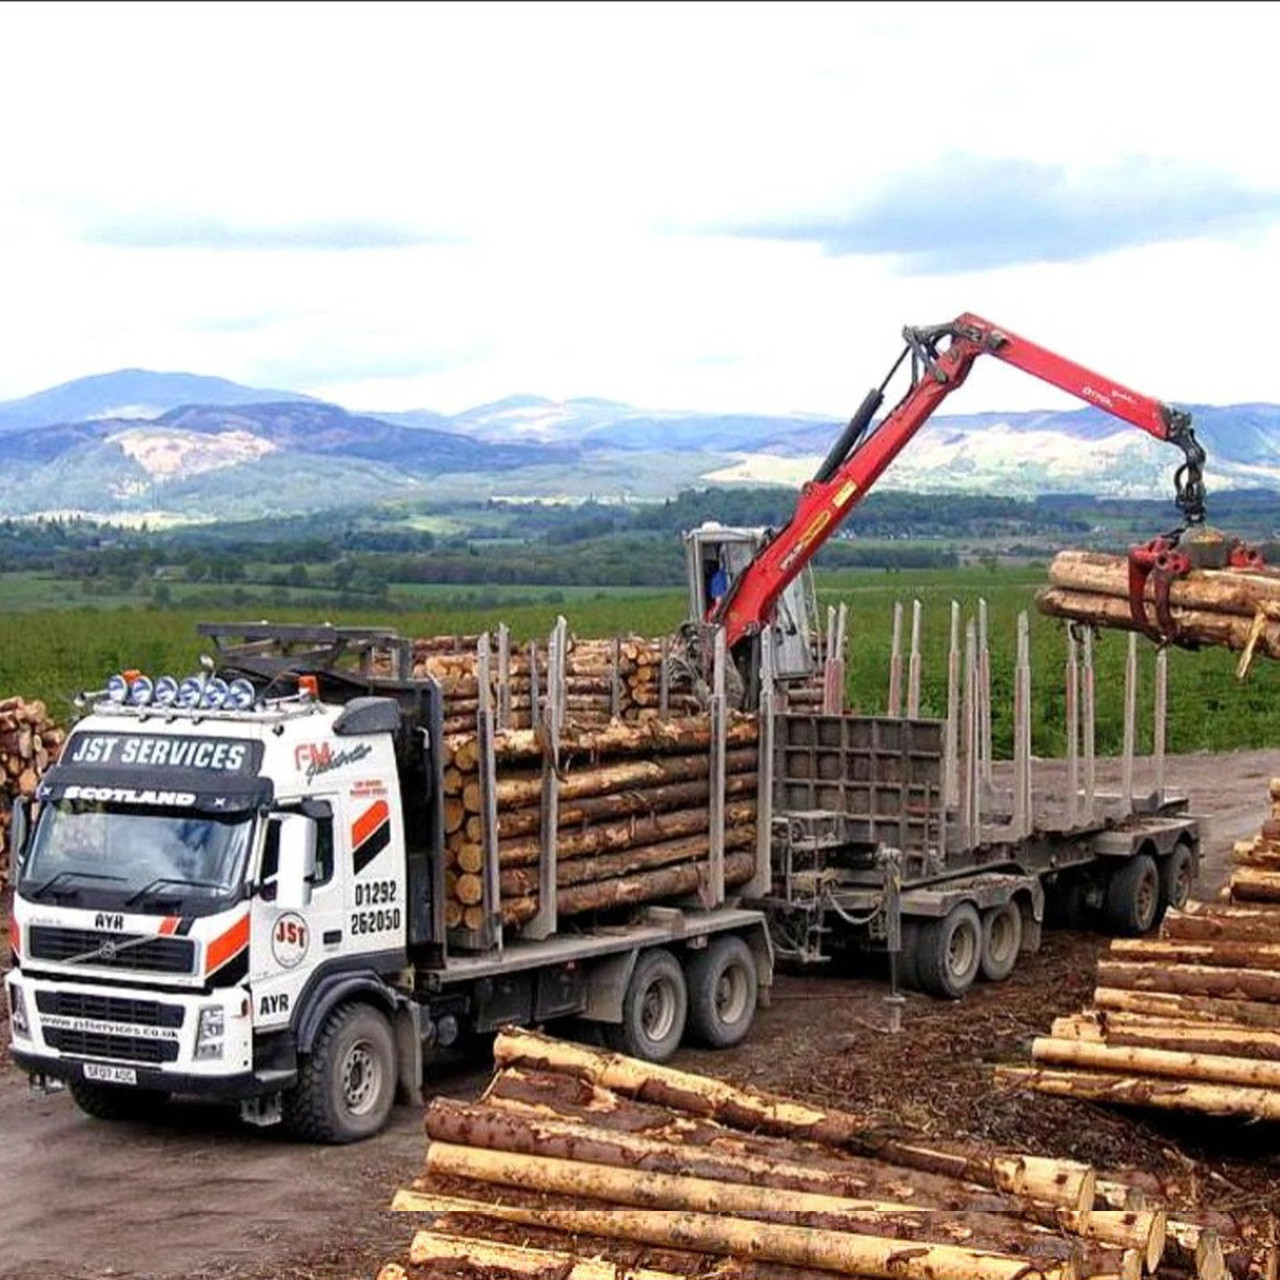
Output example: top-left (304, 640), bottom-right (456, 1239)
top-left (712, 313), bottom-right (1208, 651)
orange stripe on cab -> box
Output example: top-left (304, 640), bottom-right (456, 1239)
top-left (205, 914), bottom-right (250, 974)
top-left (158, 916), bottom-right (181, 936)
top-left (352, 799), bottom-right (390, 847)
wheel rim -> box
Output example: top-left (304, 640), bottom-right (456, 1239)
top-left (948, 923), bottom-right (978, 977)
top-left (989, 909), bottom-right (1017, 963)
top-left (715, 963), bottom-right (750, 1027)
top-left (1171, 856), bottom-right (1192, 909)
top-left (341, 1039), bottom-right (383, 1116)
top-left (1137, 869), bottom-right (1158, 928)
top-left (641, 976), bottom-right (678, 1044)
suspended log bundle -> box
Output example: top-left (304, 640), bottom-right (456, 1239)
top-left (1036, 549), bottom-right (1280, 667)
top-left (412, 632), bottom-right (700, 733)
top-left (1005, 777), bottom-right (1280, 1128)
top-left (0, 696), bottom-right (65, 883)
top-left (440, 709), bottom-right (760, 939)
top-left (382, 1028), bottom-right (1262, 1280)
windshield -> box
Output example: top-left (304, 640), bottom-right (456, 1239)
top-left (21, 800), bottom-right (255, 908)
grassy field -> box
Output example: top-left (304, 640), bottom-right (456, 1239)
top-left (1, 567), bottom-right (1275, 756)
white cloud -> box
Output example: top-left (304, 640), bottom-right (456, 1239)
top-left (0, 0), bottom-right (1277, 418)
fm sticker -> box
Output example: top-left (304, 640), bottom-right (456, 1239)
top-left (271, 912), bottom-right (310, 969)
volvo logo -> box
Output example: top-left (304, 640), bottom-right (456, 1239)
top-left (97, 940), bottom-right (118, 961)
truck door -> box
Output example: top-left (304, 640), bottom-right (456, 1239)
top-left (338, 784), bottom-right (408, 965)
top-left (250, 801), bottom-right (342, 1033)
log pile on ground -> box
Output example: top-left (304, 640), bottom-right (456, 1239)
top-left (0, 696), bottom-right (64, 882)
top-left (440, 714), bottom-right (759, 934)
top-left (380, 1027), bottom-right (1267, 1280)
top-left (413, 633), bottom-right (699, 734)
top-left (1002, 778), bottom-right (1280, 1126)
top-left (1037, 550), bottom-right (1280, 668)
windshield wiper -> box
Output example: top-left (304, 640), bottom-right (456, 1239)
top-left (124, 876), bottom-right (227, 907)
top-left (26, 869), bottom-right (127, 899)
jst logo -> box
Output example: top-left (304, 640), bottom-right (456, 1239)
top-left (294, 740), bottom-right (373, 784)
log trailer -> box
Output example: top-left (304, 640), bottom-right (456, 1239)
top-left (686, 313), bottom-right (1209, 995)
top-left (4, 626), bottom-right (774, 1142)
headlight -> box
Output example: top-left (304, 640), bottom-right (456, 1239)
top-left (8, 982), bottom-right (29, 1039)
top-left (194, 1005), bottom-right (225, 1060)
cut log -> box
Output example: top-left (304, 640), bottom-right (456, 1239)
top-left (1052, 1012), bottom-right (1280, 1062)
top-left (490, 1029), bottom-right (1056, 1205)
top-left (1229, 867), bottom-right (1280, 904)
top-left (1163, 904), bottom-right (1280, 944)
top-left (497, 748), bottom-right (757, 810)
top-left (390, 1189), bottom-right (1078, 1280)
top-left (425, 1097), bottom-right (919, 1203)
top-left (1097, 959), bottom-right (1280, 1003)
top-left (501, 847), bottom-right (755, 926)
top-left (498, 800), bottom-right (755, 870)
top-left (407, 1230), bottom-right (686, 1280)
top-left (1109, 937), bottom-right (1280, 972)
top-left (1048, 551), bottom-right (1280, 617)
top-left (998, 1065), bottom-right (1280, 1122)
top-left (1036, 587), bottom-right (1280, 659)
top-left (499, 819), bottom-right (757, 898)
top-left (496, 770), bottom-right (758, 840)
top-left (1094, 986), bottom-right (1280, 1028)
top-left (493, 715), bottom-right (759, 763)
top-left (1057, 1208), bottom-right (1165, 1274)
top-left (1032, 1035), bottom-right (1280, 1090)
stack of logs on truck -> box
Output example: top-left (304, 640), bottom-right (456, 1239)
top-left (0, 696), bottom-right (63, 882)
top-left (1004, 776), bottom-right (1280, 1124)
top-left (381, 1028), bottom-right (1267, 1280)
top-left (408, 620), bottom-right (770, 951)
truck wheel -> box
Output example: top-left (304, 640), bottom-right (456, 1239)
top-left (68, 1079), bottom-right (169, 1121)
top-left (604, 948), bottom-right (687, 1062)
top-left (1104, 853), bottom-right (1160, 936)
top-left (1157, 843), bottom-right (1195, 919)
top-left (285, 1004), bottom-right (397, 1143)
top-left (895, 920), bottom-right (921, 991)
top-left (686, 936), bottom-right (758, 1049)
top-left (979, 902), bottom-right (1023, 982)
top-left (916, 903), bottom-right (982, 999)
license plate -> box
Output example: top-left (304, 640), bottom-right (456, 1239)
top-left (83, 1063), bottom-right (137, 1085)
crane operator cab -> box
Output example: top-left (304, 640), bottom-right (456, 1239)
top-left (683, 522), bottom-right (821, 683)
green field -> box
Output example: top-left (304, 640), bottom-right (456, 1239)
top-left (1, 566), bottom-right (1276, 756)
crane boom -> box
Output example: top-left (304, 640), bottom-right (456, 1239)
top-left (714, 313), bottom-right (1206, 650)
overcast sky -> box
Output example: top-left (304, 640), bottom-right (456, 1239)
top-left (2, 0), bottom-right (1277, 418)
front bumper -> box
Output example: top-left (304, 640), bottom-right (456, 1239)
top-left (6, 970), bottom-right (288, 1100)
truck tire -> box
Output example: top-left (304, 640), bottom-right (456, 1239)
top-left (1157, 842), bottom-right (1195, 920)
top-left (603, 948), bottom-right (687, 1062)
top-left (979, 901), bottom-right (1023, 982)
top-left (1104, 853), bottom-right (1160, 936)
top-left (284, 1003), bottom-right (397, 1143)
top-left (916, 903), bottom-right (982, 999)
top-left (895, 920), bottom-right (921, 991)
top-left (68, 1079), bottom-right (169, 1122)
top-left (685, 935), bottom-right (758, 1049)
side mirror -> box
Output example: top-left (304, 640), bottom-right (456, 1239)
top-left (275, 813), bottom-right (316, 911)
top-left (9, 796), bottom-right (32, 873)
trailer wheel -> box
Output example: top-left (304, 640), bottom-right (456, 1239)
top-left (1157, 842), bottom-right (1195, 919)
top-left (604, 948), bottom-right (687, 1062)
top-left (916, 903), bottom-right (982, 999)
top-left (68, 1080), bottom-right (169, 1122)
top-left (686, 935), bottom-right (758, 1049)
top-left (285, 1003), bottom-right (397, 1143)
top-left (979, 901), bottom-right (1023, 982)
top-left (1104, 853), bottom-right (1160, 936)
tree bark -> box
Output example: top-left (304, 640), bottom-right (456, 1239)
top-left (1163, 903), bottom-right (1280, 944)
top-left (998, 1064), bottom-right (1280, 1123)
top-left (501, 846), bottom-right (755, 926)
top-left (1096, 959), bottom-right (1280, 1002)
top-left (500, 817), bottom-right (758, 897)
top-left (1052, 1011), bottom-right (1280, 1061)
top-left (1036, 586), bottom-right (1280, 658)
top-left (406, 1230), bottom-right (687, 1280)
top-left (1229, 867), bottom-right (1280, 903)
top-left (497, 768), bottom-right (758, 841)
top-left (1032, 1035), bottom-right (1280, 1090)
top-left (1094, 986), bottom-right (1280, 1028)
top-left (493, 715), bottom-right (759, 764)
top-left (1109, 937), bottom-right (1280, 972)
top-left (390, 1189), bottom-right (1078, 1280)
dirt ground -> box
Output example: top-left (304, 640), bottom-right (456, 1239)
top-left (2, 748), bottom-right (1278, 1280)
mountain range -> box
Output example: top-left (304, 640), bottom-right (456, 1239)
top-left (1, 369), bottom-right (1278, 522)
